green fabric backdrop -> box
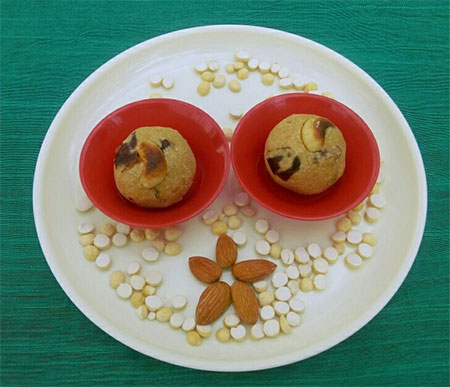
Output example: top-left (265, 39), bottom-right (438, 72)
top-left (1, 0), bottom-right (449, 385)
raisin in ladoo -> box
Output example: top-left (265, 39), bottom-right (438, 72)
top-left (114, 126), bottom-right (196, 208)
top-left (264, 114), bottom-right (346, 195)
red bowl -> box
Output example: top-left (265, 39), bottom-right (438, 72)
top-left (231, 93), bottom-right (380, 221)
top-left (80, 99), bottom-right (230, 228)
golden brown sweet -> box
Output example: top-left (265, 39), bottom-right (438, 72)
top-left (114, 126), bottom-right (196, 208)
top-left (264, 114), bottom-right (346, 195)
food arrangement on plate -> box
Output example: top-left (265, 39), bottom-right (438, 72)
top-left (75, 48), bottom-right (385, 347)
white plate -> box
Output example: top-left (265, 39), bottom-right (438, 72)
top-left (33, 25), bottom-right (427, 372)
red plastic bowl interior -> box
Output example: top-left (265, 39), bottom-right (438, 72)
top-left (80, 99), bottom-right (230, 228)
top-left (231, 93), bottom-right (380, 221)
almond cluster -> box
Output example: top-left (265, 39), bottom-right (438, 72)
top-left (189, 234), bottom-right (276, 325)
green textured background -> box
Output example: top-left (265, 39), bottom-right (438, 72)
top-left (1, 0), bottom-right (449, 385)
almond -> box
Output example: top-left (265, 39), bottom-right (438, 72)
top-left (231, 281), bottom-right (259, 324)
top-left (216, 234), bottom-right (237, 268)
top-left (189, 256), bottom-right (222, 284)
top-left (196, 281), bottom-right (231, 325)
top-left (232, 259), bottom-right (276, 282)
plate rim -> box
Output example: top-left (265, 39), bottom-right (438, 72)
top-left (33, 24), bottom-right (428, 372)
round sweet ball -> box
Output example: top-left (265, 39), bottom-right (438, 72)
top-left (264, 114), bottom-right (346, 195)
top-left (114, 126), bottom-right (196, 208)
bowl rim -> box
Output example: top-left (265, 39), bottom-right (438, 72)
top-left (78, 98), bottom-right (231, 228)
top-left (231, 93), bottom-right (380, 221)
top-left (32, 25), bottom-right (428, 372)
